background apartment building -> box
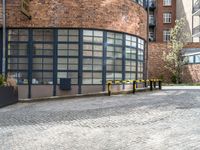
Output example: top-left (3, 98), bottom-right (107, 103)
top-left (176, 0), bottom-right (200, 42)
top-left (149, 0), bottom-right (200, 83)
top-left (148, 0), bottom-right (176, 42)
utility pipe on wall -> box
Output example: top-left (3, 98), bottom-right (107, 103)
top-left (2, 0), bottom-right (6, 75)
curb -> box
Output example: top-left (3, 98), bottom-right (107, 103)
top-left (19, 88), bottom-right (160, 103)
top-left (19, 92), bottom-right (108, 103)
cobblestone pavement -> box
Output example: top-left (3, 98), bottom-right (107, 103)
top-left (1, 89), bottom-right (200, 150)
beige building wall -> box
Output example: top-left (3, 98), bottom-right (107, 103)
top-left (176, 0), bottom-right (199, 42)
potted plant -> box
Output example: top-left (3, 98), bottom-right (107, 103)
top-left (0, 74), bottom-right (18, 108)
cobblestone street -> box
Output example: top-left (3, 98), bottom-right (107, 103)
top-left (1, 89), bottom-right (200, 150)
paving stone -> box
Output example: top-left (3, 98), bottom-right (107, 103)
top-left (1, 89), bottom-right (200, 149)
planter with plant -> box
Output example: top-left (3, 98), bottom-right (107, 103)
top-left (0, 74), bottom-right (18, 108)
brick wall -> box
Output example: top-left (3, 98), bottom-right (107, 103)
top-left (148, 42), bottom-right (172, 82)
top-left (0, 0), bottom-right (147, 39)
top-left (155, 0), bottom-right (176, 42)
top-left (182, 65), bottom-right (200, 83)
top-left (0, 6), bottom-right (2, 26)
top-left (148, 42), bottom-right (200, 83)
top-left (184, 42), bottom-right (200, 48)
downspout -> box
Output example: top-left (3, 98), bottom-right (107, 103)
top-left (2, 0), bottom-right (6, 76)
top-left (146, 0), bottom-right (149, 80)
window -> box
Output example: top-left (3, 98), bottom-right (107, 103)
top-left (6, 29), bottom-right (146, 87)
top-left (106, 32), bottom-right (123, 81)
top-left (163, 13), bottom-right (172, 23)
top-left (32, 29), bottom-right (54, 84)
top-left (149, 14), bottom-right (155, 25)
top-left (185, 54), bottom-right (200, 64)
top-left (195, 55), bottom-right (200, 63)
top-left (125, 35), bottom-right (137, 80)
top-left (7, 29), bottom-right (29, 84)
top-left (137, 38), bottom-right (144, 80)
top-left (83, 30), bottom-right (103, 84)
top-left (137, 62), bottom-right (144, 80)
top-left (163, 29), bottom-right (171, 42)
top-left (163, 0), bottom-right (171, 6)
top-left (188, 56), bottom-right (194, 63)
top-left (57, 29), bottom-right (79, 85)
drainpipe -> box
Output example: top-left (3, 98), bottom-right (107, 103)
top-left (2, 0), bottom-right (6, 76)
top-left (146, 0), bottom-right (149, 80)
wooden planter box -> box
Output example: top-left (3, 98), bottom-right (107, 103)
top-left (0, 86), bottom-right (18, 108)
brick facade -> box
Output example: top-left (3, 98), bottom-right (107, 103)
top-left (148, 42), bottom-right (172, 82)
top-left (182, 65), bottom-right (200, 83)
top-left (148, 42), bottom-right (200, 83)
top-left (1, 0), bottom-right (147, 40)
top-left (154, 0), bottom-right (176, 42)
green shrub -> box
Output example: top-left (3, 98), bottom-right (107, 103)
top-left (0, 75), bottom-right (5, 86)
top-left (170, 75), bottom-right (177, 84)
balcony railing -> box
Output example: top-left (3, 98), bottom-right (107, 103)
top-left (192, 25), bottom-right (200, 36)
top-left (149, 17), bottom-right (156, 26)
top-left (149, 32), bottom-right (155, 41)
top-left (145, 0), bottom-right (156, 9)
top-left (149, 36), bottom-right (155, 41)
top-left (193, 0), bottom-right (200, 14)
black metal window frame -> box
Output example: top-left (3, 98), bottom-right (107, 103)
top-left (57, 29), bottom-right (79, 85)
top-left (106, 32), bottom-right (123, 81)
top-left (82, 30), bottom-right (104, 85)
top-left (137, 38), bottom-right (145, 80)
top-left (32, 29), bottom-right (54, 85)
top-left (185, 54), bottom-right (200, 64)
top-left (6, 28), bottom-right (145, 98)
top-left (7, 29), bottom-right (29, 85)
top-left (125, 34), bottom-right (137, 80)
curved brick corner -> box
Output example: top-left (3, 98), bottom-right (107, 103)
top-left (5, 0), bottom-right (147, 40)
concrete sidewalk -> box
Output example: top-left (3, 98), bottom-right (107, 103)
top-left (163, 86), bottom-right (200, 90)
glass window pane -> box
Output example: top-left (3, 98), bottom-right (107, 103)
top-left (195, 55), bottom-right (200, 63)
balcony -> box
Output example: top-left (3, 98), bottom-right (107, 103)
top-left (149, 17), bottom-right (156, 27)
top-left (145, 0), bottom-right (156, 10)
top-left (193, 0), bottom-right (200, 15)
top-left (192, 25), bottom-right (200, 37)
top-left (149, 32), bottom-right (155, 41)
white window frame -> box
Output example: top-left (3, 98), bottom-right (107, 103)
top-left (163, 13), bottom-right (172, 23)
top-left (163, 0), bottom-right (171, 6)
top-left (163, 29), bottom-right (170, 42)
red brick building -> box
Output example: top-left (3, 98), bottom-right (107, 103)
top-left (0, 0), bottom-right (147, 99)
top-left (148, 0), bottom-right (176, 42)
top-left (148, 0), bottom-right (200, 83)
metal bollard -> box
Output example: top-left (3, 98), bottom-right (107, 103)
top-left (150, 80), bottom-right (153, 91)
top-left (153, 80), bottom-right (156, 88)
top-left (133, 81), bottom-right (136, 94)
top-left (108, 83), bottom-right (111, 96)
top-left (144, 80), bottom-right (147, 88)
top-left (159, 81), bottom-right (162, 90)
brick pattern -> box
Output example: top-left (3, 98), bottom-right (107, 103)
top-left (0, 0), bottom-right (147, 39)
top-left (0, 6), bottom-right (2, 25)
top-left (148, 42), bottom-right (200, 83)
top-left (155, 0), bottom-right (176, 42)
top-left (184, 42), bottom-right (200, 48)
top-left (148, 42), bottom-right (172, 82)
top-left (182, 65), bottom-right (200, 83)
top-left (1, 89), bottom-right (200, 149)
